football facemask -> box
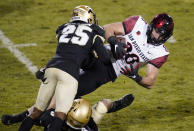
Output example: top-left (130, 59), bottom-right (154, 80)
top-left (147, 13), bottom-right (174, 46)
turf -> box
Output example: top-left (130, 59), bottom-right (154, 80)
top-left (0, 0), bottom-right (194, 130)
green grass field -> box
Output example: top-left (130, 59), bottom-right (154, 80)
top-left (0, 0), bottom-right (194, 131)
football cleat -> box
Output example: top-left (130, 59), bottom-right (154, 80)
top-left (1, 114), bottom-right (14, 125)
top-left (108, 94), bottom-right (135, 113)
top-left (1, 111), bottom-right (29, 125)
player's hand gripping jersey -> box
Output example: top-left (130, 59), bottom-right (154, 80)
top-left (109, 16), bottom-right (169, 77)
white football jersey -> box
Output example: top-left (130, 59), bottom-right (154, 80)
top-left (109, 16), bottom-right (169, 77)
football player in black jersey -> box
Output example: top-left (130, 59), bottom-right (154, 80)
top-left (2, 94), bottom-right (134, 131)
top-left (17, 5), bottom-right (112, 131)
top-left (43, 94), bottom-right (134, 131)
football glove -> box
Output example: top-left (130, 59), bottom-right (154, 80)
top-left (35, 68), bottom-right (46, 82)
top-left (120, 64), bottom-right (142, 83)
top-left (108, 36), bottom-right (126, 60)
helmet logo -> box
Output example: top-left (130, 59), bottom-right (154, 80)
top-left (70, 5), bottom-right (97, 24)
top-left (155, 20), bottom-right (165, 28)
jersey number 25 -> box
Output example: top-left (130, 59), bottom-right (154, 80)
top-left (59, 24), bottom-right (92, 46)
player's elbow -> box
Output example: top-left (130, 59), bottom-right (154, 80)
top-left (98, 53), bottom-right (111, 64)
top-left (142, 77), bottom-right (156, 89)
top-left (146, 85), bottom-right (154, 89)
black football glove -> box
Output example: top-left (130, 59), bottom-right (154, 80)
top-left (120, 64), bottom-right (142, 83)
top-left (108, 36), bottom-right (126, 60)
top-left (35, 68), bottom-right (46, 82)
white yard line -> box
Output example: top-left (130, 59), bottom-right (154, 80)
top-left (168, 36), bottom-right (176, 43)
top-left (14, 43), bottom-right (37, 47)
top-left (0, 43), bottom-right (37, 48)
top-left (0, 30), bottom-right (38, 74)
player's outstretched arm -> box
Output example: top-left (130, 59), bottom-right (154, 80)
top-left (103, 22), bottom-right (125, 40)
top-left (138, 63), bottom-right (158, 89)
top-left (121, 63), bottom-right (158, 89)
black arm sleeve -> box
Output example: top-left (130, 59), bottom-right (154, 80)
top-left (91, 24), bottom-right (105, 38)
top-left (93, 36), bottom-right (111, 64)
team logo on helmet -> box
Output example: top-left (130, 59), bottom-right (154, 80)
top-left (66, 99), bottom-right (92, 129)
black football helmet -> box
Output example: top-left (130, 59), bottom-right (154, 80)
top-left (146, 13), bottom-right (174, 46)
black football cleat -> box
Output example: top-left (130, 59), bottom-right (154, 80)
top-left (1, 114), bottom-right (14, 125)
top-left (108, 94), bottom-right (135, 113)
top-left (1, 111), bottom-right (28, 125)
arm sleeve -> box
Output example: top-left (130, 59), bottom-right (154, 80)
top-left (93, 35), bottom-right (111, 64)
top-left (148, 55), bottom-right (169, 68)
top-left (91, 24), bottom-right (105, 38)
top-left (122, 16), bottom-right (139, 34)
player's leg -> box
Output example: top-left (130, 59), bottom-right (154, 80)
top-left (92, 94), bottom-right (135, 124)
top-left (1, 109), bottom-right (30, 125)
top-left (108, 94), bottom-right (135, 113)
top-left (1, 95), bottom-right (56, 126)
top-left (76, 60), bottom-right (113, 97)
top-left (48, 69), bottom-right (78, 131)
top-left (18, 68), bottom-right (58, 131)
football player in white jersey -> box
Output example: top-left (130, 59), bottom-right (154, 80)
top-left (104, 13), bottom-right (174, 88)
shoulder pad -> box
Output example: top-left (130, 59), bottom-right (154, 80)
top-left (56, 23), bottom-right (66, 34)
top-left (91, 24), bottom-right (105, 38)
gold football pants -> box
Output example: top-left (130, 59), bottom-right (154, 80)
top-left (35, 68), bottom-right (78, 114)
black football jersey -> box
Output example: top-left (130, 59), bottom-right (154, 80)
top-left (46, 22), bottom-right (109, 80)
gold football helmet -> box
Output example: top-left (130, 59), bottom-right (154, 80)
top-left (70, 5), bottom-right (97, 24)
top-left (67, 99), bottom-right (92, 129)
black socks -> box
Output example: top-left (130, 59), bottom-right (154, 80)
top-left (18, 117), bottom-right (34, 131)
top-left (47, 117), bottom-right (63, 131)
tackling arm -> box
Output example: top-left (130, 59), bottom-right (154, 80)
top-left (103, 22), bottom-right (126, 60)
top-left (92, 35), bottom-right (111, 64)
top-left (103, 22), bottom-right (125, 40)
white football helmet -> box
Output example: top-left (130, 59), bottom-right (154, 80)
top-left (66, 99), bottom-right (92, 129)
top-left (70, 5), bottom-right (97, 24)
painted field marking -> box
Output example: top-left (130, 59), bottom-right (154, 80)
top-left (14, 43), bottom-right (37, 47)
top-left (168, 36), bottom-right (176, 43)
top-left (0, 30), bottom-right (38, 74)
top-left (0, 43), bottom-right (37, 48)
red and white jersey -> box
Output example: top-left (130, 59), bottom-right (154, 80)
top-left (109, 16), bottom-right (169, 77)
